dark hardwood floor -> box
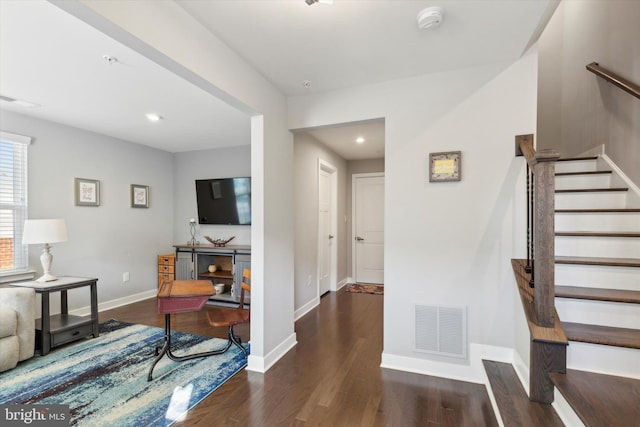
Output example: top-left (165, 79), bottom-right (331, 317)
top-left (100, 289), bottom-right (498, 426)
top-left (483, 360), bottom-right (563, 427)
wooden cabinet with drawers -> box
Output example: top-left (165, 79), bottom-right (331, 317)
top-left (157, 253), bottom-right (175, 287)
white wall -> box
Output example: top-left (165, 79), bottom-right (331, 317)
top-left (173, 145), bottom-right (251, 246)
top-left (293, 133), bottom-right (347, 317)
top-left (1, 110), bottom-right (173, 312)
top-left (537, 0), bottom-right (640, 185)
top-left (289, 50), bottom-right (536, 381)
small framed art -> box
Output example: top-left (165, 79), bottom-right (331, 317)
top-left (429, 151), bottom-right (461, 182)
top-left (75, 178), bottom-right (100, 206)
top-left (131, 184), bottom-right (149, 208)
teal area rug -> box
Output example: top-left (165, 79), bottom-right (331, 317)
top-left (0, 319), bottom-right (248, 426)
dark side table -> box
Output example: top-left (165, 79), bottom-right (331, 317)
top-left (10, 277), bottom-right (99, 355)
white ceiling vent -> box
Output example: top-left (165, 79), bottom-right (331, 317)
top-left (417, 6), bottom-right (444, 30)
top-left (414, 304), bottom-right (467, 358)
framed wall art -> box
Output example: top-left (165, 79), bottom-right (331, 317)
top-left (429, 151), bottom-right (461, 182)
top-left (131, 184), bottom-right (149, 208)
top-left (75, 178), bottom-right (100, 206)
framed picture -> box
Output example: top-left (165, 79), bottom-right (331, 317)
top-left (429, 151), bottom-right (461, 182)
top-left (75, 178), bottom-right (100, 206)
top-left (131, 184), bottom-right (149, 208)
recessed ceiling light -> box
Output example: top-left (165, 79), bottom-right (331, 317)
top-left (355, 137), bottom-right (365, 144)
top-left (145, 113), bottom-right (162, 122)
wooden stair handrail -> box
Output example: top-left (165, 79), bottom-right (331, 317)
top-left (586, 62), bottom-right (640, 100)
top-left (516, 135), bottom-right (560, 327)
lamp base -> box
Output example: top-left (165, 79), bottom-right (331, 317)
top-left (35, 273), bottom-right (59, 282)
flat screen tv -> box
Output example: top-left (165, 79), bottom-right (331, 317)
top-left (195, 177), bottom-right (251, 225)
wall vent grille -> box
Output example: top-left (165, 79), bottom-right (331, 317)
top-left (414, 304), bottom-right (467, 358)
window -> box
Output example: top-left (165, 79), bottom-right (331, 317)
top-left (0, 131), bottom-right (30, 276)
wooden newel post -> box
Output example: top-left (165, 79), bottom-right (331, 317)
top-left (531, 149), bottom-right (560, 327)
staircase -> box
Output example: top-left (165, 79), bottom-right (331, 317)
top-left (550, 155), bottom-right (640, 425)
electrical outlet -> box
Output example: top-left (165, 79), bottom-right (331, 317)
top-left (123, 272), bottom-right (130, 282)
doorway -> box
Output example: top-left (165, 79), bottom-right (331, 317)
top-left (352, 173), bottom-right (384, 284)
top-left (318, 159), bottom-right (337, 295)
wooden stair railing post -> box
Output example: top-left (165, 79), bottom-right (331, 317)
top-left (516, 135), bottom-right (565, 404)
top-left (516, 135), bottom-right (560, 327)
top-left (532, 149), bottom-right (560, 327)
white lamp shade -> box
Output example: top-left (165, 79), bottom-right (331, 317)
top-left (22, 219), bottom-right (68, 244)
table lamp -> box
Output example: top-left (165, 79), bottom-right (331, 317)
top-left (22, 219), bottom-right (68, 282)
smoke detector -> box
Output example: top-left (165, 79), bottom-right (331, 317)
top-left (417, 6), bottom-right (444, 30)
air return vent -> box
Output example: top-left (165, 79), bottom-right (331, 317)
top-left (414, 304), bottom-right (467, 358)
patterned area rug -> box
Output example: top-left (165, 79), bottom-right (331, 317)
top-left (346, 283), bottom-right (384, 295)
top-left (0, 319), bottom-right (248, 426)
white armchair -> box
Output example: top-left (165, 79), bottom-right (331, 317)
top-left (0, 287), bottom-right (35, 372)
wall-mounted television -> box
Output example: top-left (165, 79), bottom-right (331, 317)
top-left (195, 177), bottom-right (251, 225)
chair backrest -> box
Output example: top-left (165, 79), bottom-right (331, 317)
top-left (239, 267), bottom-right (251, 307)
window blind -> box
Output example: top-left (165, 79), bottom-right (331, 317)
top-left (0, 131), bottom-right (30, 273)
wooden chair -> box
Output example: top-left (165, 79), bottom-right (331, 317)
top-left (207, 268), bottom-right (250, 358)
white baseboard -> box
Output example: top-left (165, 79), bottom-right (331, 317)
top-left (335, 278), bottom-right (348, 291)
top-left (295, 297), bottom-right (319, 321)
top-left (381, 343), bottom-right (513, 385)
top-left (70, 289), bottom-right (157, 317)
top-left (576, 144), bottom-right (605, 158)
top-left (247, 332), bottom-right (297, 373)
top-left (600, 153), bottom-right (640, 207)
top-left (576, 144), bottom-right (640, 207)
top-left (512, 350), bottom-right (530, 394)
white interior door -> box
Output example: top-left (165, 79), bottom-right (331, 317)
top-left (318, 161), bottom-right (337, 295)
top-left (353, 173), bottom-right (384, 284)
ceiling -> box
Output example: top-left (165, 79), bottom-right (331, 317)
top-left (0, 0), bottom-right (554, 158)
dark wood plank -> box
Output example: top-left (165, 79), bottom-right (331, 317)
top-left (99, 289), bottom-right (499, 426)
top-left (483, 360), bottom-right (564, 427)
top-left (556, 285), bottom-right (640, 304)
top-left (555, 170), bottom-right (612, 176)
top-left (549, 369), bottom-right (640, 427)
top-left (555, 231), bottom-right (640, 237)
top-left (555, 255), bottom-right (640, 267)
top-left (555, 188), bottom-right (628, 193)
top-left (556, 157), bottom-right (598, 162)
top-left (562, 322), bottom-right (640, 349)
top-left (555, 208), bottom-right (640, 213)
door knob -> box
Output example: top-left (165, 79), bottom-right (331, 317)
top-left (355, 236), bottom-right (364, 241)
top-left (329, 235), bottom-right (335, 239)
